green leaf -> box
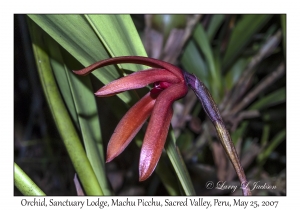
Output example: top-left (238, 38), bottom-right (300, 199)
top-left (44, 35), bottom-right (111, 195)
top-left (165, 130), bottom-right (196, 195)
top-left (231, 121), bottom-right (249, 145)
top-left (28, 19), bottom-right (103, 195)
top-left (84, 15), bottom-right (147, 71)
top-left (225, 57), bottom-right (249, 90)
top-left (257, 129), bottom-right (286, 164)
top-left (45, 35), bottom-right (79, 127)
top-left (193, 23), bottom-right (222, 101)
top-left (28, 14), bottom-right (147, 104)
top-left (223, 15), bottom-right (272, 70)
top-left (249, 87), bottom-right (286, 110)
top-left (155, 154), bottom-right (181, 195)
top-left (207, 14), bottom-right (225, 41)
top-left (181, 40), bottom-right (209, 86)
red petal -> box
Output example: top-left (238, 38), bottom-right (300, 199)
top-left (139, 106), bottom-right (173, 181)
top-left (95, 69), bottom-right (179, 97)
top-left (139, 83), bottom-right (188, 181)
top-left (106, 92), bottom-right (157, 162)
top-left (73, 56), bottom-right (185, 81)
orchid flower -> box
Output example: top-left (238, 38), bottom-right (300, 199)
top-left (73, 56), bottom-right (252, 195)
top-left (73, 56), bottom-right (188, 181)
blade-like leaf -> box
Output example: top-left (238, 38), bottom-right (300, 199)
top-left (225, 58), bottom-right (248, 90)
top-left (165, 130), bottom-right (196, 195)
top-left (155, 155), bottom-right (181, 195)
top-left (222, 15), bottom-right (272, 70)
top-left (249, 87), bottom-right (286, 110)
top-left (181, 40), bottom-right (209, 86)
top-left (44, 35), bottom-right (79, 127)
top-left (28, 19), bottom-right (103, 195)
top-left (85, 15), bottom-right (147, 71)
top-left (257, 129), bottom-right (286, 164)
top-left (207, 14), bottom-right (225, 41)
top-left (45, 35), bottom-right (111, 195)
top-left (193, 23), bottom-right (222, 101)
top-left (28, 14), bottom-right (147, 104)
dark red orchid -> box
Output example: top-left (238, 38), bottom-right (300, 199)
top-left (73, 56), bottom-right (188, 181)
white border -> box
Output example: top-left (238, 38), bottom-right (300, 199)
top-left (3, 1), bottom-right (298, 209)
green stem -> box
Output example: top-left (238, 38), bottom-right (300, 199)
top-left (14, 163), bottom-right (46, 196)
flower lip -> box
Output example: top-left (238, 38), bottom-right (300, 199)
top-left (150, 81), bottom-right (172, 95)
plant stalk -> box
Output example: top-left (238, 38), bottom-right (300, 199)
top-left (184, 71), bottom-right (251, 196)
top-left (14, 163), bottom-right (46, 196)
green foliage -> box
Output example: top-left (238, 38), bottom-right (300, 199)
top-left (179, 14), bottom-right (285, 195)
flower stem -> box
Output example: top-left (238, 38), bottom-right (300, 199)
top-left (184, 71), bottom-right (251, 196)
